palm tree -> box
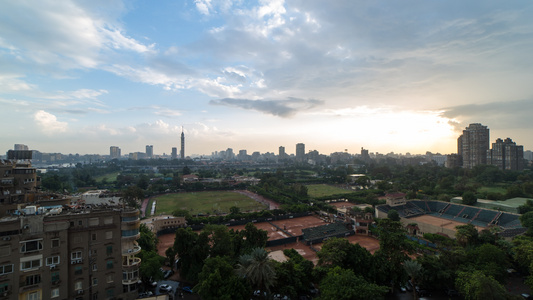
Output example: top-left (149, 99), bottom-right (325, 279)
top-left (403, 259), bottom-right (423, 300)
top-left (237, 247), bottom-right (276, 298)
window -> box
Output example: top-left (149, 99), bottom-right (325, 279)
top-left (20, 239), bottom-right (43, 253)
top-left (0, 283), bottom-right (9, 293)
top-left (106, 245), bottom-right (113, 256)
top-left (78, 220), bottom-right (83, 226)
top-left (91, 233), bottom-right (97, 241)
top-left (51, 288), bottom-right (59, 298)
top-left (0, 264), bottom-right (13, 275)
top-left (92, 278), bottom-right (98, 286)
top-left (104, 217), bottom-right (113, 225)
top-left (27, 291), bottom-right (40, 300)
top-left (75, 266), bottom-right (82, 275)
top-left (121, 229), bottom-right (139, 237)
top-left (71, 251), bottom-right (82, 260)
top-left (106, 274), bottom-right (114, 283)
top-left (20, 259), bottom-right (41, 271)
top-left (92, 293), bottom-right (98, 300)
top-left (51, 271), bottom-right (59, 283)
top-left (75, 281), bottom-right (83, 291)
top-left (105, 231), bottom-right (113, 239)
top-left (106, 260), bottom-right (113, 269)
top-left (51, 239), bottom-right (60, 248)
top-left (106, 288), bottom-right (114, 298)
top-left (89, 217), bottom-right (99, 226)
top-left (46, 256), bottom-right (60, 266)
top-left (25, 274), bottom-right (41, 286)
top-left (92, 264), bottom-right (97, 271)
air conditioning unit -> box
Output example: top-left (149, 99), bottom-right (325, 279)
top-left (128, 249), bottom-right (132, 253)
top-left (71, 260), bottom-right (76, 264)
top-left (2, 236), bottom-right (10, 241)
top-left (23, 225), bottom-right (30, 229)
top-left (50, 264), bottom-right (56, 269)
top-left (77, 260), bottom-right (82, 264)
top-left (77, 290), bottom-right (84, 295)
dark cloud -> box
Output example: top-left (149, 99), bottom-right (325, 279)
top-left (209, 97), bottom-right (324, 117)
top-left (441, 99), bottom-right (533, 130)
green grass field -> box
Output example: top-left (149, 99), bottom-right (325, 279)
top-left (477, 185), bottom-right (507, 194)
top-left (306, 184), bottom-right (353, 198)
top-left (153, 191), bottom-right (267, 215)
top-left (95, 171), bottom-right (121, 183)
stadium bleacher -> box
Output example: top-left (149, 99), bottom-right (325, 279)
top-left (376, 200), bottom-right (523, 232)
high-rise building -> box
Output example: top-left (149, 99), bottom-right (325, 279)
top-left (296, 143), bottom-right (305, 162)
top-left (459, 123), bottom-right (489, 169)
top-left (487, 138), bottom-right (524, 171)
top-left (237, 150), bottom-right (248, 161)
top-left (180, 127), bottom-right (185, 159)
top-left (279, 146), bottom-right (286, 159)
top-left (171, 147), bottom-right (178, 159)
top-left (146, 145), bottom-right (153, 158)
top-left (14, 144), bottom-right (29, 150)
top-left (110, 146), bottom-right (121, 159)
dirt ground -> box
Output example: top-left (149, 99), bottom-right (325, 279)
top-left (409, 214), bottom-right (485, 231)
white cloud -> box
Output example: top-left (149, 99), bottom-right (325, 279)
top-left (33, 110), bottom-right (68, 134)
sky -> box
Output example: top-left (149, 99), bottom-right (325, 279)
top-left (1, 0), bottom-right (533, 157)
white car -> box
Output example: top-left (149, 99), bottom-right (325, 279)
top-left (160, 284), bottom-right (172, 292)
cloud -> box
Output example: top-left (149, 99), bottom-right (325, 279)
top-left (441, 99), bottom-right (533, 131)
top-left (33, 110), bottom-right (68, 134)
top-left (209, 97), bottom-right (324, 117)
top-left (0, 1), bottom-right (153, 71)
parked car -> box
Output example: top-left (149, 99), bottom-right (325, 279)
top-left (182, 286), bottom-right (193, 293)
top-left (160, 284), bottom-right (172, 292)
top-left (163, 269), bottom-right (173, 279)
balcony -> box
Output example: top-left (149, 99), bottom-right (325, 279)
top-left (122, 277), bottom-right (140, 285)
top-left (122, 245), bottom-right (141, 256)
top-left (123, 257), bottom-right (141, 268)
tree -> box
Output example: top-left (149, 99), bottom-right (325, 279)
top-left (240, 223), bottom-right (268, 254)
top-left (173, 227), bottom-right (209, 282)
top-left (318, 266), bottom-right (388, 300)
top-left (462, 191), bottom-right (477, 206)
top-left (520, 211), bottom-right (533, 236)
top-left (138, 250), bottom-right (165, 283)
top-left (122, 185), bottom-right (144, 208)
top-left (273, 249), bottom-right (314, 299)
top-left (403, 260), bottom-right (422, 300)
top-left (455, 224), bottom-right (479, 247)
top-left (195, 256), bottom-right (250, 300)
top-left (387, 209), bottom-right (400, 221)
top-left (237, 247), bottom-right (276, 296)
top-left (455, 270), bottom-right (507, 300)
top-left (317, 238), bottom-right (373, 280)
top-left (374, 219), bottom-right (414, 289)
top-left (137, 224), bottom-right (157, 252)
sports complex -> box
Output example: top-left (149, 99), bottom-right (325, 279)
top-left (376, 199), bottom-right (526, 239)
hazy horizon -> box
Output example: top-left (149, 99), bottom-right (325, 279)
top-left (1, 1), bottom-right (533, 155)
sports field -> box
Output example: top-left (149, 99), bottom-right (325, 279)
top-left (152, 191), bottom-right (268, 215)
top-left (306, 184), bottom-right (353, 198)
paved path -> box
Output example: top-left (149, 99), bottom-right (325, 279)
top-left (140, 197), bottom-right (149, 217)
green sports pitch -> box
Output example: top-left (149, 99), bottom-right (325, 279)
top-left (152, 191), bottom-right (268, 216)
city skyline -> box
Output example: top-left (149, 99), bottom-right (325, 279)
top-left (1, 1), bottom-right (533, 155)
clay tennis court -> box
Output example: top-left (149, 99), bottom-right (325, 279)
top-left (310, 235), bottom-right (380, 254)
top-left (409, 214), bottom-right (485, 231)
top-left (271, 215), bottom-right (328, 236)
